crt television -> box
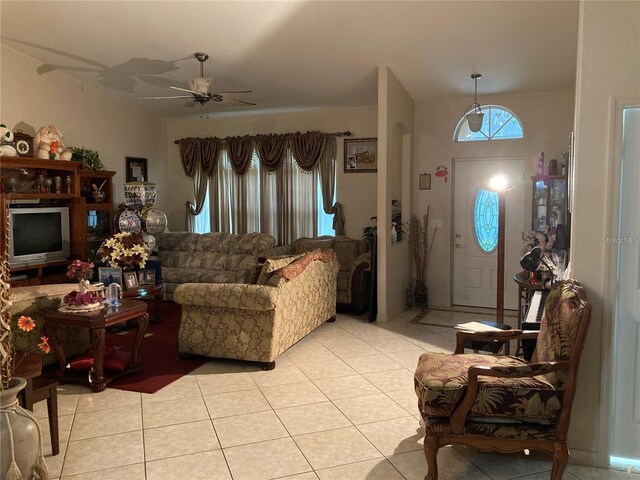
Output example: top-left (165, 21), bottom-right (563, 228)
top-left (8, 207), bottom-right (71, 268)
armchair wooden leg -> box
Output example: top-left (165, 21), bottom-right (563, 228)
top-left (423, 435), bottom-right (439, 480)
top-left (551, 442), bottom-right (568, 480)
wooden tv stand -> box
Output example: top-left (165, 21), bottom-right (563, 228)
top-left (0, 156), bottom-right (115, 285)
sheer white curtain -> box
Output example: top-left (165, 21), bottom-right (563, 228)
top-left (210, 146), bottom-right (321, 244)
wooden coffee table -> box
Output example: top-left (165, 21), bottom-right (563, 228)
top-left (44, 300), bottom-right (149, 392)
top-left (123, 284), bottom-right (163, 323)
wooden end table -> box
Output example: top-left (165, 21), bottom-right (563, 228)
top-left (123, 284), bottom-right (163, 324)
top-left (44, 300), bottom-right (148, 392)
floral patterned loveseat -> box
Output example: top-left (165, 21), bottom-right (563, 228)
top-left (157, 232), bottom-right (277, 301)
top-left (264, 236), bottom-right (371, 314)
top-left (173, 250), bottom-right (339, 370)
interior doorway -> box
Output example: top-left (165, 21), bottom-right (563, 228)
top-left (452, 158), bottom-right (526, 309)
top-left (611, 104), bottom-right (640, 467)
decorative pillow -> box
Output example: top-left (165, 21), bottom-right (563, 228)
top-left (68, 348), bottom-right (129, 372)
top-left (278, 249), bottom-right (335, 282)
top-left (256, 254), bottom-right (304, 285)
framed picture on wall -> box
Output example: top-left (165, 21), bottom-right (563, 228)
top-left (419, 173), bottom-right (431, 190)
top-left (344, 138), bottom-right (377, 173)
top-left (126, 157), bottom-right (148, 182)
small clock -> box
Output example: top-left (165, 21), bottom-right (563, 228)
top-left (13, 131), bottom-right (33, 158)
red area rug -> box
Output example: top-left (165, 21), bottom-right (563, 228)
top-left (108, 301), bottom-right (206, 394)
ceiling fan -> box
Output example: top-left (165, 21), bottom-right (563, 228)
top-left (140, 52), bottom-right (255, 107)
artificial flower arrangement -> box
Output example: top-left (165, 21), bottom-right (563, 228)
top-left (66, 259), bottom-right (94, 281)
top-left (1, 315), bottom-right (50, 390)
top-left (63, 290), bottom-right (103, 307)
top-left (99, 232), bottom-right (149, 269)
top-left (521, 224), bottom-right (556, 257)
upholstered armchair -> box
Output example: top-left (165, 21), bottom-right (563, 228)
top-left (414, 279), bottom-right (591, 480)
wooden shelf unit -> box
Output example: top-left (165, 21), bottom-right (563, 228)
top-left (1, 156), bottom-right (116, 284)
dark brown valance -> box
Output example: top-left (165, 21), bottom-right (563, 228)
top-left (200, 137), bottom-right (221, 177)
top-left (255, 134), bottom-right (288, 172)
top-left (290, 131), bottom-right (327, 172)
top-left (227, 135), bottom-right (253, 176)
top-left (178, 137), bottom-right (200, 178)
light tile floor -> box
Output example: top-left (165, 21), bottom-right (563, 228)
top-left (33, 307), bottom-right (638, 480)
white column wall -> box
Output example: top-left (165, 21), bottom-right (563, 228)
top-left (569, 0), bottom-right (640, 466)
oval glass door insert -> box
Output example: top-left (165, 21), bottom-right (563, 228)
top-left (474, 188), bottom-right (499, 253)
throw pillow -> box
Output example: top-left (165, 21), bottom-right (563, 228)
top-left (278, 249), bottom-right (335, 282)
top-left (256, 254), bottom-right (304, 285)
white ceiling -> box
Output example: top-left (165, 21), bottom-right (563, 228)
top-left (1, 1), bottom-right (579, 119)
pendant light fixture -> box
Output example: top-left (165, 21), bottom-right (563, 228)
top-left (465, 73), bottom-right (484, 132)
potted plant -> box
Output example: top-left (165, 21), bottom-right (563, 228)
top-left (69, 146), bottom-right (104, 171)
top-left (405, 206), bottom-right (438, 307)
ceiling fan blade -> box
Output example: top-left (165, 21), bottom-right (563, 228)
top-left (140, 95), bottom-right (193, 99)
top-left (211, 90), bottom-right (253, 95)
top-left (170, 85), bottom-right (204, 95)
top-left (231, 98), bottom-right (257, 106)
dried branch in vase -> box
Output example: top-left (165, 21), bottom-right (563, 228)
top-left (405, 206), bottom-right (438, 284)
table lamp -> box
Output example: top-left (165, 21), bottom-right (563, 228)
top-left (520, 246), bottom-right (557, 284)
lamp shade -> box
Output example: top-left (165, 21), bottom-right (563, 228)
top-left (466, 112), bottom-right (484, 132)
top-left (520, 246), bottom-right (544, 272)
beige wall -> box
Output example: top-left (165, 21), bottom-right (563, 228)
top-left (0, 45), bottom-right (167, 212)
top-left (414, 90), bottom-right (575, 307)
top-left (164, 105), bottom-right (378, 237)
top-left (569, 0), bottom-right (640, 466)
top-left (377, 66), bottom-right (414, 322)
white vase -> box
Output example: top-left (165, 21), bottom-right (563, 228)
top-left (1, 377), bottom-right (49, 480)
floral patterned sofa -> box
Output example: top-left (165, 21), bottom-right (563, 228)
top-left (157, 232), bottom-right (277, 301)
top-left (264, 236), bottom-right (371, 313)
top-left (173, 250), bottom-right (339, 370)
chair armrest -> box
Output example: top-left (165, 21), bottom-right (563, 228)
top-left (174, 283), bottom-right (280, 311)
top-left (352, 252), bottom-right (371, 272)
top-left (454, 329), bottom-right (538, 354)
top-left (476, 361), bottom-right (571, 378)
top-left (449, 360), bottom-right (571, 433)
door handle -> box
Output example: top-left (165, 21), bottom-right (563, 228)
top-left (455, 243), bottom-right (462, 248)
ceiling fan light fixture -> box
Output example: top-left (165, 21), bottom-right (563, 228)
top-left (189, 77), bottom-right (212, 94)
top-left (465, 73), bottom-right (484, 132)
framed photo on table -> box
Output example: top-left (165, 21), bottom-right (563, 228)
top-left (123, 271), bottom-right (139, 290)
top-left (144, 269), bottom-right (156, 285)
top-left (126, 157), bottom-right (148, 182)
top-left (344, 138), bottom-right (377, 173)
top-left (98, 267), bottom-right (122, 287)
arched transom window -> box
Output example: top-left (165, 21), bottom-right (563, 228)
top-left (454, 105), bottom-right (524, 142)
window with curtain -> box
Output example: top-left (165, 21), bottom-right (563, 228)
top-left (193, 181), bottom-right (211, 234)
top-left (203, 146), bottom-right (334, 242)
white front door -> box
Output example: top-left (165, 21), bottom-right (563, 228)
top-left (453, 158), bottom-right (526, 309)
top-left (612, 106), bottom-right (640, 462)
